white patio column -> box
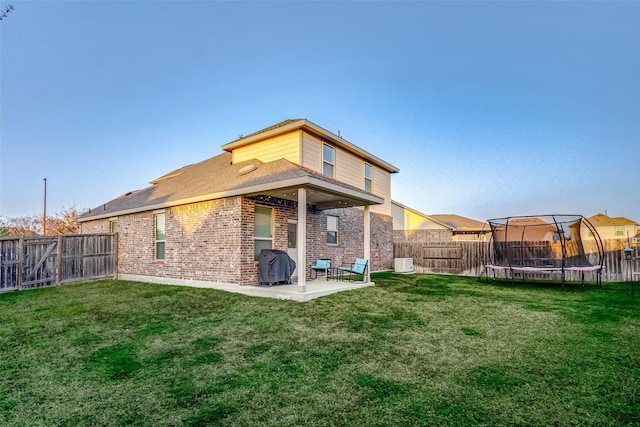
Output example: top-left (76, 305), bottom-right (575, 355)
top-left (364, 204), bottom-right (371, 282)
top-left (297, 187), bottom-right (307, 292)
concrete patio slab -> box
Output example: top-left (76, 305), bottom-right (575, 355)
top-left (118, 274), bottom-right (373, 302)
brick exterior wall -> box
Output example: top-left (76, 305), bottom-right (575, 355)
top-left (306, 208), bottom-right (393, 274)
top-left (81, 196), bottom-right (394, 285)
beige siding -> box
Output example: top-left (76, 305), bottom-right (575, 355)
top-left (235, 129), bottom-right (393, 216)
top-left (391, 203), bottom-right (406, 230)
top-left (369, 164), bottom-right (391, 216)
top-left (391, 203), bottom-right (448, 231)
top-left (233, 131), bottom-right (301, 165)
top-left (583, 224), bottom-right (638, 240)
top-left (335, 147), bottom-right (362, 186)
top-left (301, 130), bottom-right (392, 216)
top-left (301, 132), bottom-right (322, 173)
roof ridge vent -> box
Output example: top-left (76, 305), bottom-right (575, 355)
top-left (239, 164), bottom-right (258, 175)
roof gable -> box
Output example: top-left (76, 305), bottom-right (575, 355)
top-left (221, 119), bottom-right (399, 174)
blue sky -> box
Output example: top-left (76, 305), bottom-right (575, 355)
top-left (1, 1), bottom-right (639, 223)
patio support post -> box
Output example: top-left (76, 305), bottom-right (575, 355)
top-left (297, 187), bottom-right (307, 292)
top-left (364, 205), bottom-right (371, 282)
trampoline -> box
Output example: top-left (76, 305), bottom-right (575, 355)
top-left (483, 214), bottom-right (604, 287)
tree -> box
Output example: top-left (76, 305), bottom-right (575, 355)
top-left (0, 206), bottom-right (84, 237)
top-left (0, 4), bottom-right (14, 21)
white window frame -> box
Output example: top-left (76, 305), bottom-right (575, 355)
top-left (615, 225), bottom-right (624, 237)
top-left (323, 143), bottom-right (335, 178)
top-left (327, 215), bottom-right (339, 246)
top-left (254, 205), bottom-right (273, 260)
top-left (364, 163), bottom-right (372, 192)
top-left (287, 220), bottom-right (297, 249)
top-left (154, 212), bottom-right (165, 261)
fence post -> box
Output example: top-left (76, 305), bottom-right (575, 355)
top-left (112, 233), bottom-right (118, 279)
top-left (17, 238), bottom-right (23, 291)
top-left (56, 236), bottom-right (63, 285)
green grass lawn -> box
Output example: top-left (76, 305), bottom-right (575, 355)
top-left (1, 274), bottom-right (638, 426)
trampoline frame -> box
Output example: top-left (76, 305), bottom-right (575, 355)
top-left (482, 214), bottom-right (604, 288)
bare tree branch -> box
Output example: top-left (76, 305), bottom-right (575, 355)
top-left (0, 4), bottom-right (14, 21)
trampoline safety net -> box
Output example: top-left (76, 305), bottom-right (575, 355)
top-left (483, 215), bottom-right (604, 283)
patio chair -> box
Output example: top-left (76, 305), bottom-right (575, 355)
top-left (310, 258), bottom-right (331, 280)
top-left (339, 258), bottom-right (368, 282)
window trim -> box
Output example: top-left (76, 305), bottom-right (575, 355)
top-left (109, 219), bottom-right (118, 233)
top-left (327, 215), bottom-right (339, 246)
top-left (287, 220), bottom-right (297, 249)
top-left (364, 163), bottom-right (373, 192)
top-left (254, 205), bottom-right (273, 260)
top-left (154, 212), bottom-right (166, 261)
top-left (322, 143), bottom-right (335, 178)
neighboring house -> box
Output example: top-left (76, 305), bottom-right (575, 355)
top-left (391, 200), bottom-right (486, 242)
top-left (78, 119), bottom-right (399, 288)
top-left (489, 217), bottom-right (557, 242)
top-left (585, 213), bottom-right (639, 241)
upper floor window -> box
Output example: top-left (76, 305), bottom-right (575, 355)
top-left (255, 206), bottom-right (273, 260)
top-left (615, 225), bottom-right (624, 237)
top-left (364, 163), bottom-right (372, 192)
top-left (155, 213), bottom-right (165, 260)
top-left (323, 143), bottom-right (335, 177)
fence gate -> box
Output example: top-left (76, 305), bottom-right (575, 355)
top-left (22, 238), bottom-right (59, 289)
top-left (0, 234), bottom-right (115, 292)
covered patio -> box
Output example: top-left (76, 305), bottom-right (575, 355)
top-left (244, 174), bottom-right (384, 294)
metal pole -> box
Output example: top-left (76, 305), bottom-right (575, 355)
top-left (43, 178), bottom-right (47, 236)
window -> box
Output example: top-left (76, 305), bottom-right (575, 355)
top-left (110, 220), bottom-right (118, 233)
top-left (155, 213), bottom-right (165, 260)
top-left (323, 143), bottom-right (335, 177)
top-left (327, 215), bottom-right (338, 245)
top-left (255, 206), bottom-right (273, 260)
top-left (615, 225), bottom-right (624, 237)
top-left (364, 163), bottom-right (372, 192)
top-left (288, 222), bottom-right (297, 249)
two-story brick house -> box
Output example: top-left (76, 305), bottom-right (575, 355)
top-left (78, 119), bottom-right (399, 291)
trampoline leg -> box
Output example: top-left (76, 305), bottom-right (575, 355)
top-left (598, 271), bottom-right (602, 288)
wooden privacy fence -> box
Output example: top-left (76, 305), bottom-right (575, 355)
top-left (394, 239), bottom-right (639, 283)
top-left (0, 234), bottom-right (116, 292)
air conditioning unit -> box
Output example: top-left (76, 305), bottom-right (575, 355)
top-left (394, 258), bottom-right (414, 274)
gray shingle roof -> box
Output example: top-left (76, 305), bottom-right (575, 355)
top-left (587, 213), bottom-right (638, 227)
top-left (79, 151), bottom-right (375, 222)
top-left (428, 214), bottom-right (486, 232)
